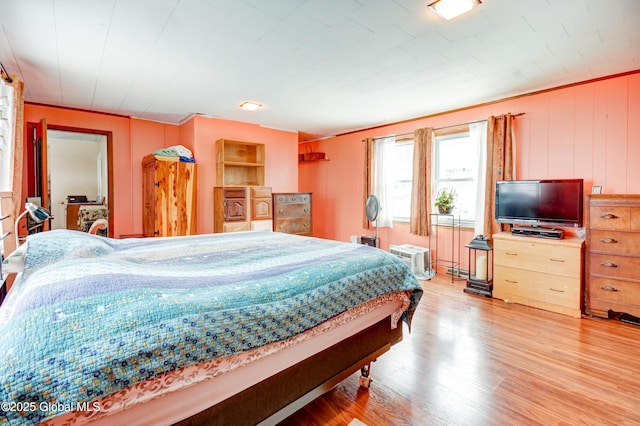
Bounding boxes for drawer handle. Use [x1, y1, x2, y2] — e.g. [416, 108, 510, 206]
[279, 209, 284, 214]
[601, 285, 619, 292]
[549, 288, 565, 293]
[505, 279, 518, 284]
[600, 261, 619, 268]
[601, 213, 619, 219]
[600, 237, 618, 243]
[303, 223, 309, 227]
[303, 208, 309, 212]
[505, 252, 518, 256]
[549, 258, 565, 263]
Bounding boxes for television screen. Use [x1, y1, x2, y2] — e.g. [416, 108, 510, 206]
[495, 179, 583, 227]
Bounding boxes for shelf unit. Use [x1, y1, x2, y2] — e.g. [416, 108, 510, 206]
[216, 139, 265, 186]
[428, 213, 462, 283]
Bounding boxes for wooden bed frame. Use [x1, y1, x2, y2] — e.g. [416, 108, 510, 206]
[176, 315, 403, 426]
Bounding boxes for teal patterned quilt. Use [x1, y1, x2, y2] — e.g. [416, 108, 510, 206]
[0, 230, 422, 425]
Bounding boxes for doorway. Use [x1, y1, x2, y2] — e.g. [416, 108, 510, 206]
[48, 130, 108, 232]
[25, 121, 114, 237]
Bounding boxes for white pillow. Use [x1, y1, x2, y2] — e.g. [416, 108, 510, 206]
[2, 242, 28, 273]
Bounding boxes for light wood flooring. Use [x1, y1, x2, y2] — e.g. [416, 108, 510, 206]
[279, 275, 640, 426]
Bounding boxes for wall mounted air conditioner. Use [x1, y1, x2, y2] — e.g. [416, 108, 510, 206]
[389, 244, 433, 280]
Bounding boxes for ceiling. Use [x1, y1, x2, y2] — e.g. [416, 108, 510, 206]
[1, 0, 639, 142]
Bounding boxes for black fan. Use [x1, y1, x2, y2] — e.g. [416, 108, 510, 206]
[365, 194, 380, 247]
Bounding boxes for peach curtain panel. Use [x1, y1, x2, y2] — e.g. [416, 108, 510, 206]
[483, 114, 515, 236]
[410, 127, 434, 236]
[0, 73, 24, 223]
[362, 137, 374, 229]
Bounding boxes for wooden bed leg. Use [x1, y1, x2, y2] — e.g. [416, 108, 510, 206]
[359, 362, 372, 388]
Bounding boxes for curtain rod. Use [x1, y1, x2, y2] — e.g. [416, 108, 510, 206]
[367, 113, 525, 141]
[0, 62, 13, 83]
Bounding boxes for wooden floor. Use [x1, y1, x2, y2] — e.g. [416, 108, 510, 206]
[279, 275, 640, 426]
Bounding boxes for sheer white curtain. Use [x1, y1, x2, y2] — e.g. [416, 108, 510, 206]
[0, 81, 15, 192]
[372, 136, 396, 228]
[471, 121, 488, 236]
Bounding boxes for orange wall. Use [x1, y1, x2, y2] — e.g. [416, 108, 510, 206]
[23, 105, 298, 237]
[189, 115, 298, 233]
[298, 72, 640, 271]
[23, 105, 133, 237]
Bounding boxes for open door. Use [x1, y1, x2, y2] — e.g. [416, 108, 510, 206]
[34, 118, 50, 231]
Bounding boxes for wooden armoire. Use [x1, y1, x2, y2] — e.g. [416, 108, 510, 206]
[142, 155, 197, 237]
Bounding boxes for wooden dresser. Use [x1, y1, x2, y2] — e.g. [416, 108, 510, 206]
[142, 155, 197, 237]
[272, 193, 312, 236]
[493, 232, 584, 318]
[586, 194, 640, 319]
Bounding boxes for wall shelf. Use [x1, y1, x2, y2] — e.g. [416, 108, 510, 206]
[299, 158, 330, 163]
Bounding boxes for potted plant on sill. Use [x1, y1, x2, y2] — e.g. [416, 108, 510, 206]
[435, 188, 456, 214]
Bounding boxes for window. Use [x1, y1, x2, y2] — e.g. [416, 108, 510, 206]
[433, 122, 487, 230]
[392, 140, 414, 221]
[375, 121, 487, 229]
[0, 81, 15, 192]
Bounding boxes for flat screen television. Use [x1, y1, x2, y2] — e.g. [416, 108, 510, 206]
[495, 179, 584, 227]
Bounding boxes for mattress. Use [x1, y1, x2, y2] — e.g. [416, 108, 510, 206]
[0, 230, 422, 425]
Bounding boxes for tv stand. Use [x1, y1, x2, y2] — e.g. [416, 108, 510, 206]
[511, 225, 564, 239]
[493, 232, 584, 318]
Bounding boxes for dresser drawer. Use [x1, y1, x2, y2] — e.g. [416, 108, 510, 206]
[224, 188, 246, 199]
[494, 239, 580, 278]
[589, 230, 640, 255]
[590, 206, 633, 230]
[589, 253, 640, 279]
[251, 186, 272, 199]
[274, 218, 311, 235]
[589, 276, 640, 307]
[274, 193, 311, 205]
[275, 203, 311, 218]
[494, 265, 580, 309]
[223, 221, 249, 233]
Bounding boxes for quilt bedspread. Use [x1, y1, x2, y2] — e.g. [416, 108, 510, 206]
[0, 230, 422, 425]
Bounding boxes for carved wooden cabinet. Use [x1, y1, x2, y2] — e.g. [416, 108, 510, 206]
[272, 192, 312, 236]
[586, 194, 640, 319]
[214, 186, 272, 233]
[493, 232, 584, 318]
[142, 155, 197, 237]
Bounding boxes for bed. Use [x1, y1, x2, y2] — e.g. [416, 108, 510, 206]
[0, 230, 422, 425]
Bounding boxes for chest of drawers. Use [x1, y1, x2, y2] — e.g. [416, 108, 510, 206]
[586, 195, 640, 318]
[272, 193, 312, 236]
[493, 232, 584, 318]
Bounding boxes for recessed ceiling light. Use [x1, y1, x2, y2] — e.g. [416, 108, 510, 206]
[428, 0, 481, 21]
[240, 101, 262, 111]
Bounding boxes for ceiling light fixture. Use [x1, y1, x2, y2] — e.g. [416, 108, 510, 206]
[428, 0, 481, 21]
[239, 101, 262, 111]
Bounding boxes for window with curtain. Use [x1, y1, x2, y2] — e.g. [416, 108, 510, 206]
[367, 120, 491, 233]
[0, 80, 15, 192]
[371, 136, 396, 227]
[370, 136, 414, 224]
[392, 139, 414, 221]
[433, 121, 487, 233]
